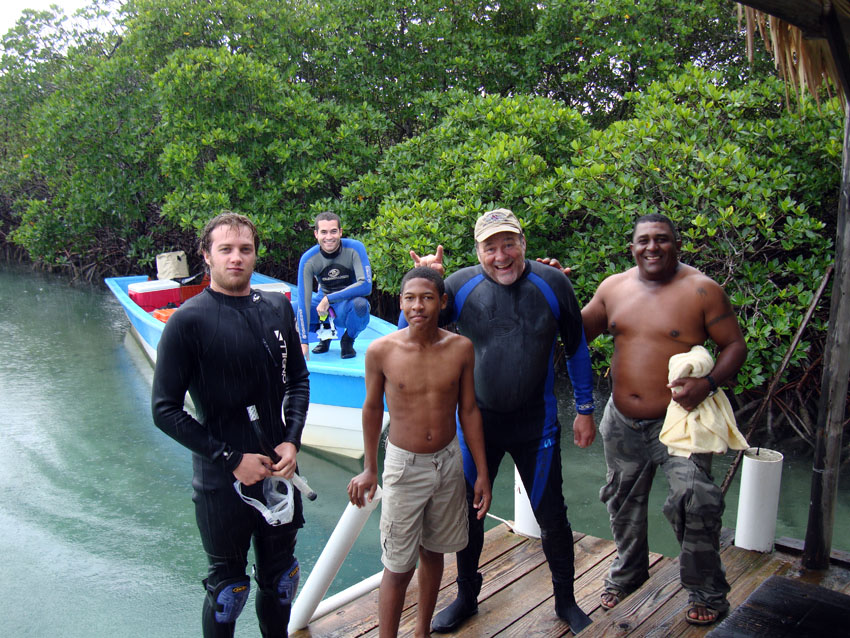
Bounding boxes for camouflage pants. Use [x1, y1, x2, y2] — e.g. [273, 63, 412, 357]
[599, 397, 730, 612]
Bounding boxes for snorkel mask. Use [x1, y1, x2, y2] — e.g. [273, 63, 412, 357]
[234, 476, 294, 526]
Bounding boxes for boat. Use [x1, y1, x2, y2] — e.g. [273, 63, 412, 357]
[105, 273, 395, 458]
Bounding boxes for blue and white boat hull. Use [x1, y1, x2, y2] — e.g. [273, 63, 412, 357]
[105, 274, 393, 458]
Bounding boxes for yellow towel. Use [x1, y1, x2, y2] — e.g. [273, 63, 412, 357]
[659, 345, 749, 457]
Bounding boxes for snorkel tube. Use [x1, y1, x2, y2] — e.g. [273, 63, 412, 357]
[247, 405, 317, 500]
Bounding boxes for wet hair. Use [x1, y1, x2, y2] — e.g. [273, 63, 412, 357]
[633, 213, 679, 241]
[400, 266, 445, 297]
[199, 211, 259, 254]
[314, 211, 341, 231]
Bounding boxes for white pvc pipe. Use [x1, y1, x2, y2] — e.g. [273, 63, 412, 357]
[513, 465, 541, 539]
[289, 486, 383, 632]
[310, 571, 383, 621]
[735, 448, 784, 552]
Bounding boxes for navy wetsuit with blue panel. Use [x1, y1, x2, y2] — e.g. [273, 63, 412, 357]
[296, 238, 372, 347]
[400, 259, 594, 594]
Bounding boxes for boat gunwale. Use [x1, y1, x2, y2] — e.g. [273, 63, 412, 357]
[105, 274, 396, 377]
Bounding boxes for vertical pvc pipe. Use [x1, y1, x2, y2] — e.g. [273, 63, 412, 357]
[289, 486, 383, 631]
[513, 465, 541, 539]
[735, 448, 784, 552]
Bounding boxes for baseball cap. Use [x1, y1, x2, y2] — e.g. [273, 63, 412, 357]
[474, 208, 523, 242]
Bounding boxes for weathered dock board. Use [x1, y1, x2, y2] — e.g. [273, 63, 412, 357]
[291, 525, 850, 638]
[708, 575, 850, 637]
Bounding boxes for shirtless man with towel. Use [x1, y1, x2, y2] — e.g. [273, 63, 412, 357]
[579, 213, 747, 626]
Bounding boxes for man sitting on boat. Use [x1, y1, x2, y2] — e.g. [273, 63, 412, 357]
[296, 212, 372, 359]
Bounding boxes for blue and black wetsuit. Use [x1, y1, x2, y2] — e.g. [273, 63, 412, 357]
[152, 287, 309, 638]
[296, 238, 372, 346]
[401, 259, 594, 595]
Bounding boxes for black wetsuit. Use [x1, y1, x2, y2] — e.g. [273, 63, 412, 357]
[402, 259, 593, 603]
[152, 287, 309, 638]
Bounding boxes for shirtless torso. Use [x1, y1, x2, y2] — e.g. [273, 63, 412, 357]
[347, 272, 490, 509]
[347, 272, 491, 638]
[369, 327, 474, 453]
[582, 221, 746, 420]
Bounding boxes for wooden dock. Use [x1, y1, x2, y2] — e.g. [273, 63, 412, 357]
[291, 524, 850, 637]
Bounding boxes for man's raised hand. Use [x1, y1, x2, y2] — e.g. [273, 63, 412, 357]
[410, 245, 445, 276]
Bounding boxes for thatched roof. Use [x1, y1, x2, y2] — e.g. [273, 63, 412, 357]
[739, 0, 850, 104]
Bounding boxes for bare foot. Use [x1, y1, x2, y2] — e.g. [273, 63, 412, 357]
[685, 603, 719, 625]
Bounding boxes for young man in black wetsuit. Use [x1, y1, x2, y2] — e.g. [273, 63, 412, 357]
[405, 208, 597, 634]
[151, 212, 310, 638]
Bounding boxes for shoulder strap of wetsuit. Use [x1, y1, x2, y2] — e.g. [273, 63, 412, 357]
[526, 271, 560, 320]
[451, 272, 486, 322]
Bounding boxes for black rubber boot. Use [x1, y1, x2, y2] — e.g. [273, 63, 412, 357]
[340, 333, 356, 359]
[553, 580, 592, 634]
[311, 339, 330, 354]
[430, 572, 482, 633]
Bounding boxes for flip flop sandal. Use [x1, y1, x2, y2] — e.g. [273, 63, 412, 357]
[600, 587, 625, 609]
[685, 603, 720, 625]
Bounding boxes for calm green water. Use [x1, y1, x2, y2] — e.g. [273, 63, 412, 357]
[1, 264, 847, 636]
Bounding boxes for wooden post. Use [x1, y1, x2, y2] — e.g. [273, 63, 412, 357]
[803, 98, 850, 569]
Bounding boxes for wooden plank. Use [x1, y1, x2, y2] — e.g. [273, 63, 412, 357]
[772, 543, 850, 595]
[580, 558, 682, 638]
[708, 575, 850, 637]
[587, 530, 760, 638]
[638, 539, 789, 638]
[473, 536, 548, 602]
[379, 532, 585, 638]
[578, 550, 667, 617]
[447, 559, 555, 637]
[578, 532, 724, 638]
[360, 529, 547, 638]
[292, 524, 527, 638]
[294, 529, 850, 638]
[775, 536, 850, 569]
[493, 535, 619, 638]
[676, 553, 794, 638]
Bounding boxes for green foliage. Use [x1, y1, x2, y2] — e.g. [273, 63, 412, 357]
[335, 66, 841, 393]
[0, 0, 842, 415]
[284, 0, 768, 135]
[288, 0, 542, 138]
[548, 67, 840, 390]
[0, 4, 106, 215]
[153, 46, 388, 262]
[122, 0, 295, 72]
[332, 92, 589, 291]
[2, 0, 774, 273]
[527, 0, 774, 125]
[12, 52, 164, 264]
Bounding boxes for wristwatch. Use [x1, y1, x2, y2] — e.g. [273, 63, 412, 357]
[706, 374, 718, 397]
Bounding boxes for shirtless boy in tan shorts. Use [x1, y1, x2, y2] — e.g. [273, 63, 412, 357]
[348, 266, 491, 638]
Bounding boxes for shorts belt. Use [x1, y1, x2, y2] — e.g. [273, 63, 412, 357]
[385, 438, 458, 471]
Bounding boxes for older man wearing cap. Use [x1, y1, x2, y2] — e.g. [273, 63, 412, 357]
[405, 208, 596, 633]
